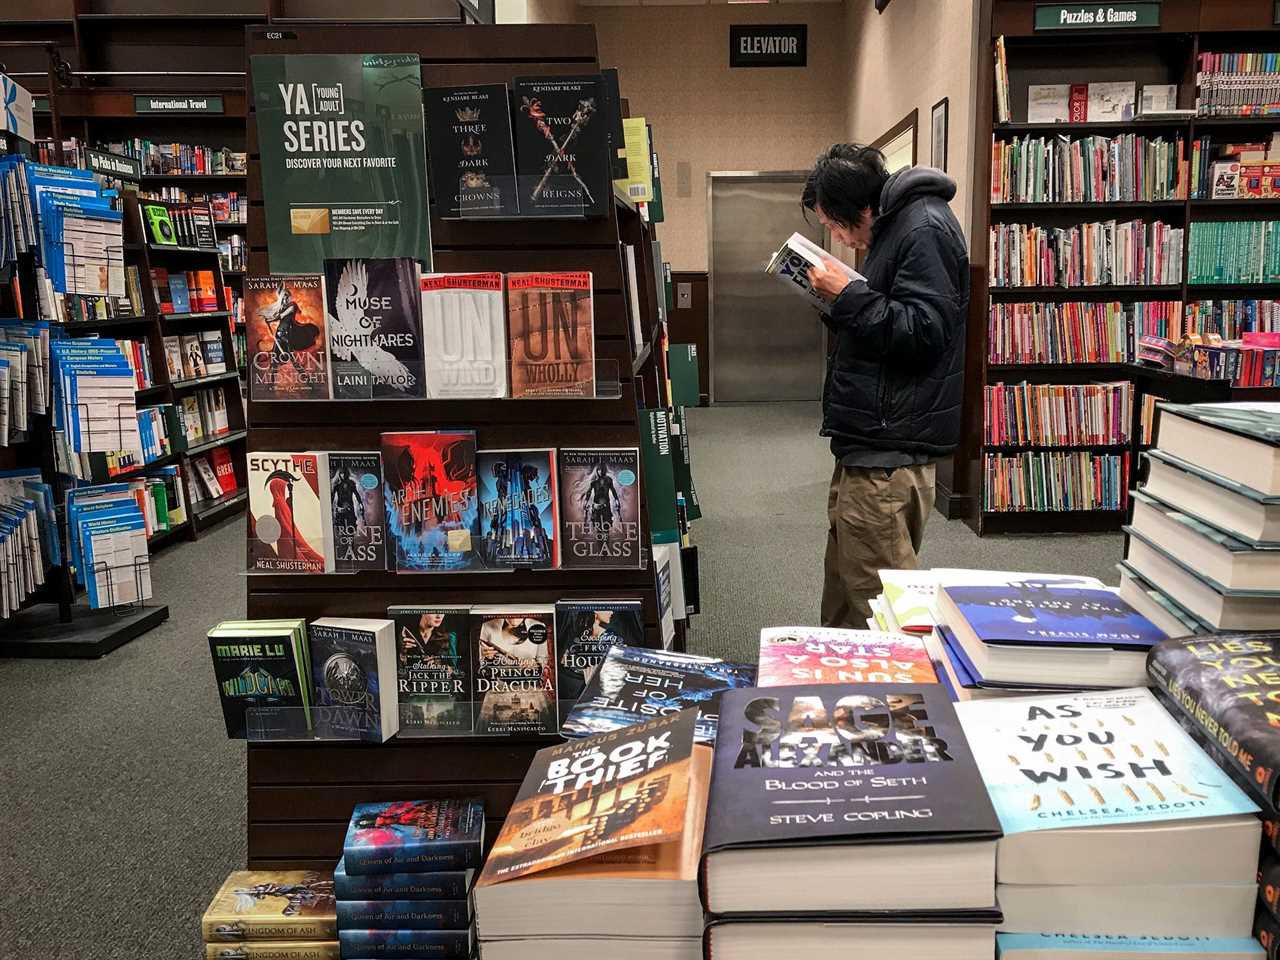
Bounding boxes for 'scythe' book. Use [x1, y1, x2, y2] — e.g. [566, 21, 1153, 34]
[337, 928, 472, 959]
[333, 857, 473, 901]
[381, 430, 479, 572]
[341, 798, 485, 875]
[475, 447, 558, 569]
[512, 75, 609, 217]
[325, 257, 425, 399]
[325, 451, 385, 573]
[423, 85, 520, 218]
[419, 273, 507, 399]
[208, 618, 310, 739]
[200, 870, 336, 942]
[506, 271, 595, 398]
[556, 447, 641, 568]
[307, 617, 399, 742]
[387, 605, 472, 734]
[764, 232, 863, 318]
[244, 275, 329, 401]
[756, 626, 938, 687]
[471, 604, 558, 735]
[334, 898, 471, 930]
[553, 598, 645, 701]
[247, 451, 330, 574]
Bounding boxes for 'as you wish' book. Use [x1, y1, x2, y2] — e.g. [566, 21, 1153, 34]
[325, 257, 425, 399]
[420, 273, 508, 399]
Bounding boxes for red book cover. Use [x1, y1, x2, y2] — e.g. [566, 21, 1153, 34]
[382, 430, 480, 572]
[506, 272, 595, 398]
[210, 447, 238, 494]
[1069, 84, 1088, 123]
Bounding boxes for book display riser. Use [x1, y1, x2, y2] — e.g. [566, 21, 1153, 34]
[242, 22, 681, 869]
[960, 0, 1280, 536]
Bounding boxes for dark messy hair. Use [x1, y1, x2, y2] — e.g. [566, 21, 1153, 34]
[802, 143, 889, 228]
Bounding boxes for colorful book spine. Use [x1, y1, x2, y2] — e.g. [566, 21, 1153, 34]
[333, 860, 471, 901]
[335, 900, 470, 931]
[983, 450, 1129, 513]
[984, 381, 1132, 446]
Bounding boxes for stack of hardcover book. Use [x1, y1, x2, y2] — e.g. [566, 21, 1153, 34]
[335, 798, 484, 960]
[755, 625, 938, 687]
[1120, 403, 1280, 636]
[200, 869, 337, 959]
[958, 688, 1260, 943]
[474, 710, 710, 960]
[700, 682, 1003, 960]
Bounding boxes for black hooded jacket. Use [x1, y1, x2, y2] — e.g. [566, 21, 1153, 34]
[821, 167, 969, 461]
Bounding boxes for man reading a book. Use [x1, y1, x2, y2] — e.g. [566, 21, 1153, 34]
[802, 144, 969, 628]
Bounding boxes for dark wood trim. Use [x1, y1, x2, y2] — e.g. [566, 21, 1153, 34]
[870, 107, 919, 166]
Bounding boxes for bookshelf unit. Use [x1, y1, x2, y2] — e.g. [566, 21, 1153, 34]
[961, 0, 1280, 536]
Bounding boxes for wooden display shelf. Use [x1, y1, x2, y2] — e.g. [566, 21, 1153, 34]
[994, 119, 1190, 135]
[192, 489, 248, 523]
[990, 201, 1185, 216]
[987, 285, 1183, 301]
[980, 509, 1128, 535]
[184, 429, 247, 457]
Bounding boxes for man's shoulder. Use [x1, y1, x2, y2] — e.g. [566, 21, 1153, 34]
[897, 193, 963, 236]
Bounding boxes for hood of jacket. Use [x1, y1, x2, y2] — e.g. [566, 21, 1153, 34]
[877, 166, 957, 223]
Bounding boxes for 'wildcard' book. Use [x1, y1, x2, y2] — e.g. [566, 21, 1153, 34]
[553, 598, 645, 702]
[333, 857, 473, 901]
[507, 271, 595, 398]
[388, 605, 472, 734]
[208, 619, 310, 739]
[756, 626, 938, 687]
[201, 870, 336, 942]
[471, 605, 558, 735]
[557, 447, 641, 568]
[475, 447, 558, 569]
[244, 275, 329, 401]
[341, 798, 485, 875]
[325, 257, 424, 399]
[247, 451, 329, 574]
[325, 451, 385, 573]
[420, 273, 507, 399]
[381, 430, 479, 572]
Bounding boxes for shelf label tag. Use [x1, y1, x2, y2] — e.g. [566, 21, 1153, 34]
[1034, 2, 1161, 30]
[86, 149, 142, 182]
[134, 95, 225, 114]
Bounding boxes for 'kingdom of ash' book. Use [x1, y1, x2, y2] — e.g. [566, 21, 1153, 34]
[423, 84, 520, 218]
[381, 430, 480, 572]
[419, 273, 507, 399]
[201, 870, 337, 942]
[325, 257, 425, 399]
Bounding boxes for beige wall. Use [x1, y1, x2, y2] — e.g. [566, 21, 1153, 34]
[843, 0, 979, 240]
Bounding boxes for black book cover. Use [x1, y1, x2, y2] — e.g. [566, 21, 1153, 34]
[424, 84, 519, 218]
[389, 605, 472, 734]
[512, 75, 609, 217]
[553, 599, 645, 701]
[1147, 632, 1280, 815]
[704, 683, 1001, 855]
[1257, 906, 1280, 960]
[1261, 853, 1280, 923]
[208, 630, 306, 739]
[325, 257, 425, 399]
[328, 452, 386, 573]
[309, 622, 384, 741]
[600, 68, 629, 181]
[471, 607, 557, 736]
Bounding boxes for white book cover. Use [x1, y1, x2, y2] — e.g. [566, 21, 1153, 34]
[420, 273, 507, 399]
[765, 232, 864, 317]
[193, 456, 222, 500]
[1087, 81, 1137, 122]
[1027, 84, 1071, 124]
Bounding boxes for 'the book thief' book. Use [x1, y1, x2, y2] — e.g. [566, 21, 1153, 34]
[557, 447, 641, 568]
[247, 451, 330, 574]
[471, 604, 558, 735]
[308, 617, 398, 742]
[244, 275, 329, 401]
[476, 447, 558, 569]
[420, 273, 507, 399]
[553, 598, 645, 701]
[512, 75, 609, 217]
[341, 798, 485, 875]
[423, 85, 519, 218]
[325, 257, 425, 399]
[200, 870, 336, 942]
[381, 430, 479, 572]
[506, 271, 595, 398]
[388, 605, 472, 734]
[325, 451, 385, 573]
[333, 857, 473, 901]
[756, 626, 938, 687]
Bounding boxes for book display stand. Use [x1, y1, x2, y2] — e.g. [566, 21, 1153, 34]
[243, 23, 679, 869]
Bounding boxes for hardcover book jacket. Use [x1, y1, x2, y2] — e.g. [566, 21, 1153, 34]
[420, 273, 507, 399]
[554, 599, 645, 701]
[333, 858, 472, 901]
[512, 75, 608, 217]
[507, 272, 594, 398]
[327, 452, 385, 573]
[472, 608, 558, 735]
[325, 257, 425, 399]
[476, 448, 558, 569]
[557, 447, 641, 568]
[337, 928, 472, 959]
[390, 606, 471, 733]
[308, 622, 384, 741]
[247, 452, 327, 574]
[704, 683, 1001, 854]
[201, 870, 337, 942]
[943, 583, 1165, 649]
[342, 798, 485, 875]
[244, 275, 328, 400]
[423, 84, 519, 218]
[382, 430, 479, 572]
[757, 627, 937, 687]
[208, 631, 306, 739]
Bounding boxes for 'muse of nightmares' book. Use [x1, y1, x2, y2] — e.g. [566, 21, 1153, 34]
[757, 626, 938, 687]
[381, 430, 479, 572]
[325, 257, 425, 399]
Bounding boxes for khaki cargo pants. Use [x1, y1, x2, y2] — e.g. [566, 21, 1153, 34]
[821, 462, 935, 629]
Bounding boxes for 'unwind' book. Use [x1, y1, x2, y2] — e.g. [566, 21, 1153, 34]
[342, 798, 485, 875]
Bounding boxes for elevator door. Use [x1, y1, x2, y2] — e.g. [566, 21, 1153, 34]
[709, 173, 825, 402]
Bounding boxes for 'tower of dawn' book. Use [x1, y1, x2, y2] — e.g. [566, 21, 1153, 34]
[701, 682, 1001, 916]
[756, 626, 937, 687]
[341, 798, 485, 875]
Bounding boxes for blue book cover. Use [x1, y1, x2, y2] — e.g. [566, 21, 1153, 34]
[474, 448, 558, 570]
[335, 899, 470, 931]
[308, 621, 385, 742]
[337, 927, 472, 958]
[956, 688, 1259, 837]
[342, 799, 484, 876]
[939, 625, 1099, 692]
[941, 584, 1165, 650]
[333, 858, 472, 901]
[998, 933, 1265, 958]
[381, 430, 480, 572]
[168, 274, 191, 314]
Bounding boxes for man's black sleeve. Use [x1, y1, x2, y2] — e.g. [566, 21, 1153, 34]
[827, 224, 963, 370]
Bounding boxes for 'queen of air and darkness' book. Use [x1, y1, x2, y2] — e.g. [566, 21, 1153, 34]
[333, 857, 473, 901]
[325, 257, 425, 399]
[756, 626, 938, 687]
[388, 604, 472, 733]
[200, 870, 336, 942]
[337, 928, 472, 959]
[342, 798, 485, 875]
[557, 447, 641, 568]
[471, 605, 558, 735]
[554, 599, 645, 701]
[423, 84, 519, 218]
[475, 447, 558, 569]
[506, 272, 594, 398]
[325, 452, 385, 573]
[244, 275, 329, 400]
[381, 430, 479, 572]
[247, 451, 329, 573]
[420, 273, 507, 399]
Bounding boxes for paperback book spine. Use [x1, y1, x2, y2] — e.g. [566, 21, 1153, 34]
[334, 863, 471, 901]
[337, 929, 471, 959]
[335, 899, 471, 931]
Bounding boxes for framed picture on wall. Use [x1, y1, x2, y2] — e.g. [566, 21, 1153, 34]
[930, 97, 948, 172]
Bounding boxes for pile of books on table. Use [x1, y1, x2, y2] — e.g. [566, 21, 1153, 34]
[200, 869, 337, 959]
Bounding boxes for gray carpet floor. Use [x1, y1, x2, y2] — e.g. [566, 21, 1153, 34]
[0, 401, 1122, 959]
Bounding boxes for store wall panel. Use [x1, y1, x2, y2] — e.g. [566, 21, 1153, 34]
[248, 741, 544, 783]
[249, 783, 521, 821]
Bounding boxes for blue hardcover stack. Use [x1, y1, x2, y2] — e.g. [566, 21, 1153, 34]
[335, 798, 484, 960]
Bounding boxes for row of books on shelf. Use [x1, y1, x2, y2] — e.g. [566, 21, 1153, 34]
[990, 133, 1186, 204]
[140, 199, 217, 249]
[0, 468, 54, 620]
[161, 331, 228, 382]
[218, 234, 245, 273]
[0, 317, 48, 446]
[189, 447, 239, 505]
[988, 219, 1184, 288]
[1023, 80, 1179, 125]
[65, 481, 154, 609]
[984, 449, 1129, 513]
[1190, 134, 1280, 199]
[69, 387, 226, 481]
[984, 380, 1132, 447]
[247, 266, 599, 402]
[149, 267, 222, 315]
[1197, 51, 1280, 118]
[1188, 220, 1280, 284]
[99, 139, 246, 177]
[248, 438, 641, 576]
[140, 187, 246, 226]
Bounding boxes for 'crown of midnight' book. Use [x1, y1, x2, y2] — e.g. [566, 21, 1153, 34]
[506, 271, 595, 399]
[423, 85, 519, 218]
[342, 798, 485, 875]
[554, 598, 645, 701]
[471, 604, 558, 735]
[324, 257, 425, 399]
[388, 605, 472, 734]
[208, 619, 310, 739]
[476, 447, 558, 569]
[244, 275, 329, 401]
[419, 273, 507, 399]
[512, 75, 609, 217]
[325, 451, 385, 573]
[247, 451, 330, 574]
[556, 447, 641, 568]
[201, 870, 337, 942]
[334, 857, 474, 901]
[381, 430, 479, 572]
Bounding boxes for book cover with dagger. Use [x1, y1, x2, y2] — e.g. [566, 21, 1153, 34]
[512, 76, 609, 218]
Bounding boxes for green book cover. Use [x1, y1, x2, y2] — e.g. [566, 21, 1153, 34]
[669, 404, 701, 523]
[639, 408, 679, 545]
[647, 130, 665, 224]
[668, 343, 700, 409]
[251, 53, 431, 275]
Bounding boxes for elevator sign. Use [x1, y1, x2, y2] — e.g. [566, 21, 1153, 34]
[729, 25, 807, 68]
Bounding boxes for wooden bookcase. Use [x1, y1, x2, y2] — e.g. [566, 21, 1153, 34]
[242, 23, 674, 868]
[959, 0, 1280, 536]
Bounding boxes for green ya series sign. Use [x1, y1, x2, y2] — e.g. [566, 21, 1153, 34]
[1035, 2, 1161, 30]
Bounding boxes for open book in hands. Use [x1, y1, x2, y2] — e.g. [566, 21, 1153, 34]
[765, 232, 864, 317]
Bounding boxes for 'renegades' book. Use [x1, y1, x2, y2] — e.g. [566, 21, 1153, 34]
[337, 928, 472, 959]
[204, 942, 339, 960]
[556, 447, 641, 568]
[423, 85, 519, 218]
[560, 645, 755, 745]
[419, 273, 507, 399]
[471, 604, 558, 735]
[341, 798, 485, 875]
[247, 451, 330, 574]
[201, 870, 336, 942]
[208, 618, 310, 739]
[244, 275, 329, 401]
[512, 75, 609, 217]
[553, 598, 645, 701]
[335, 899, 471, 931]
[387, 604, 472, 734]
[325, 452, 385, 573]
[381, 430, 479, 572]
[756, 626, 938, 687]
[333, 857, 473, 901]
[506, 271, 595, 398]
[307, 617, 398, 742]
[324, 257, 424, 399]
[475, 447, 558, 569]
[765, 232, 863, 318]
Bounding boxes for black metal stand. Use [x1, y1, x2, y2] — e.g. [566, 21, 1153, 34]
[0, 601, 170, 659]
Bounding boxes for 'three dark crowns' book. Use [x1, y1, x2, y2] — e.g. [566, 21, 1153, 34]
[512, 75, 609, 217]
[1148, 632, 1280, 815]
[200, 870, 336, 942]
[557, 447, 641, 568]
[475, 447, 559, 569]
[553, 598, 645, 701]
[244, 275, 329, 401]
[387, 604, 472, 733]
[506, 271, 595, 398]
[325, 452, 385, 573]
[422, 84, 519, 218]
[324, 257, 425, 399]
[702, 682, 1001, 916]
[333, 857, 473, 901]
[381, 430, 479, 572]
[561, 645, 756, 745]
[208, 619, 310, 739]
[247, 451, 330, 574]
[471, 604, 558, 735]
[341, 798, 485, 875]
[419, 273, 507, 400]
[307, 617, 398, 742]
